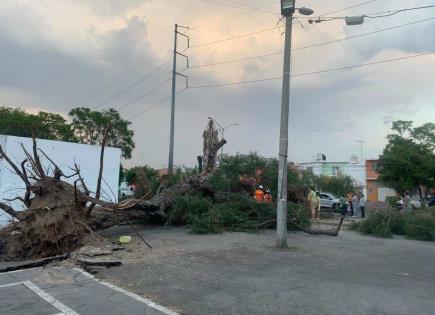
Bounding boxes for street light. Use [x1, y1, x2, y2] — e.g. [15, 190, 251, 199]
[207, 117, 239, 158]
[345, 15, 365, 25]
[277, 0, 314, 249]
[309, 15, 365, 25]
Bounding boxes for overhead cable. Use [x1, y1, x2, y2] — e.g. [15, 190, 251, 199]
[189, 17, 435, 68]
[94, 59, 171, 109]
[188, 51, 435, 89]
[190, 25, 280, 48]
[128, 89, 187, 120]
[196, 0, 279, 15]
[118, 78, 172, 111]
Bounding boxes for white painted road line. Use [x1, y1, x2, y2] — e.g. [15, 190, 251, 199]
[73, 268, 181, 315]
[0, 281, 78, 315]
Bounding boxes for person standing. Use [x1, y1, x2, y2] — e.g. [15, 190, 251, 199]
[254, 185, 265, 203]
[340, 196, 347, 216]
[359, 193, 366, 218]
[307, 186, 317, 220]
[316, 191, 321, 220]
[402, 191, 412, 213]
[264, 189, 272, 203]
[352, 193, 359, 218]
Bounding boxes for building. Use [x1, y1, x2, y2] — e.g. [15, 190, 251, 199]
[0, 135, 121, 225]
[298, 155, 367, 195]
[365, 159, 396, 202]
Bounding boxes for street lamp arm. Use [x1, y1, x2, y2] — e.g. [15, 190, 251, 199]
[224, 123, 239, 129]
[207, 116, 224, 130]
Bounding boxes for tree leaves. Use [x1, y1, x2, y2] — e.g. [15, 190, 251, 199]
[379, 121, 435, 193]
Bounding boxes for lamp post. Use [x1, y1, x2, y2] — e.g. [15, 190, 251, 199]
[277, 0, 313, 249]
[208, 117, 238, 158]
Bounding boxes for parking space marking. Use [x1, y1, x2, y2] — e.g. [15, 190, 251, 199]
[73, 268, 181, 315]
[0, 280, 78, 315]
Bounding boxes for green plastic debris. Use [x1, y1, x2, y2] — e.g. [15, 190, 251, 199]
[119, 236, 131, 244]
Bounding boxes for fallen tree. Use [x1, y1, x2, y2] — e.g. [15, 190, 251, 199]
[0, 123, 226, 260]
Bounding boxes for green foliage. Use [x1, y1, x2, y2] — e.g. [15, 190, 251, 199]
[0, 106, 75, 141]
[69, 107, 135, 159]
[124, 165, 160, 195]
[300, 171, 355, 197]
[378, 120, 435, 193]
[167, 193, 310, 234]
[404, 212, 435, 241]
[358, 213, 392, 238]
[0, 106, 135, 159]
[386, 196, 400, 208]
[354, 209, 435, 242]
[209, 153, 355, 199]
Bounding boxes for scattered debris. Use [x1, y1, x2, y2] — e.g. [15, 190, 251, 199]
[78, 246, 112, 257]
[0, 254, 69, 273]
[119, 236, 132, 244]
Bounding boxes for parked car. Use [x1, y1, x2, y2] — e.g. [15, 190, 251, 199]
[428, 196, 435, 207]
[319, 192, 341, 211]
[396, 198, 428, 210]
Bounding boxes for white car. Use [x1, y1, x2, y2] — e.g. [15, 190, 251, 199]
[397, 198, 427, 210]
[319, 192, 341, 211]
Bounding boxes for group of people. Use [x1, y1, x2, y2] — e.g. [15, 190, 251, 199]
[341, 192, 366, 218]
[254, 185, 272, 203]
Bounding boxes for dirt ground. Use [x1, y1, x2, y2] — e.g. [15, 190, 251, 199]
[94, 224, 435, 315]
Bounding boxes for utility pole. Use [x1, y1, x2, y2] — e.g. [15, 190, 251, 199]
[277, 1, 313, 248]
[356, 140, 364, 164]
[168, 24, 189, 177]
[276, 13, 293, 249]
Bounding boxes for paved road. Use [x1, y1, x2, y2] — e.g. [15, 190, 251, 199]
[0, 267, 179, 315]
[99, 225, 435, 315]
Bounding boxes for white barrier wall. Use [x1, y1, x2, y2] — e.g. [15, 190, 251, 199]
[0, 135, 121, 225]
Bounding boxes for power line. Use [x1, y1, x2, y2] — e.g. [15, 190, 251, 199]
[94, 59, 171, 109]
[196, 0, 279, 15]
[118, 78, 172, 111]
[188, 17, 435, 68]
[365, 5, 435, 18]
[307, 4, 435, 22]
[188, 51, 435, 88]
[128, 89, 187, 120]
[190, 0, 278, 30]
[82, 58, 162, 105]
[319, 0, 378, 17]
[190, 25, 280, 48]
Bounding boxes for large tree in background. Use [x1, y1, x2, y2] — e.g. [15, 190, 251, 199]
[0, 107, 75, 141]
[69, 107, 135, 159]
[378, 120, 435, 205]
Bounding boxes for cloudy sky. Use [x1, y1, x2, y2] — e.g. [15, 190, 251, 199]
[1, 0, 434, 168]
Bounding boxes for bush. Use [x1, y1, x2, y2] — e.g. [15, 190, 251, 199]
[168, 195, 213, 226]
[354, 209, 435, 241]
[358, 213, 392, 238]
[386, 196, 400, 208]
[167, 193, 310, 234]
[404, 212, 435, 241]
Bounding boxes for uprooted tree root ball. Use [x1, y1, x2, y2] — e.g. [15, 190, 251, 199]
[0, 124, 228, 261]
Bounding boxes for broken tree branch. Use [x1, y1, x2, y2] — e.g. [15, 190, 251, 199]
[0, 202, 23, 220]
[0, 145, 26, 183]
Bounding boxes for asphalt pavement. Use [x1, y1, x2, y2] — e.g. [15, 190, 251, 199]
[0, 266, 179, 315]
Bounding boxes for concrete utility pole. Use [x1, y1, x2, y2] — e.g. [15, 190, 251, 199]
[277, 1, 313, 248]
[356, 140, 365, 164]
[168, 24, 189, 177]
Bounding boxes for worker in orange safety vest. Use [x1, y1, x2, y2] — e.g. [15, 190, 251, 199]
[264, 189, 272, 203]
[254, 185, 265, 202]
